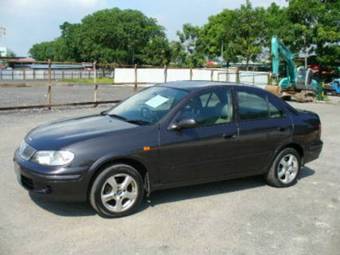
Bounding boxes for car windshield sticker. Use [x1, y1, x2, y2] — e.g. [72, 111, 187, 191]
[145, 95, 169, 108]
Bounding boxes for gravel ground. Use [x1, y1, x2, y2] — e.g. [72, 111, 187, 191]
[0, 83, 142, 107]
[0, 100, 339, 255]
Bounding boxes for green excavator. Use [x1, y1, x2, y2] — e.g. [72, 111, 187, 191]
[271, 36, 323, 101]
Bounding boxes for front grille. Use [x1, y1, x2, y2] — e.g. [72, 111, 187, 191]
[19, 141, 36, 160]
[21, 175, 34, 190]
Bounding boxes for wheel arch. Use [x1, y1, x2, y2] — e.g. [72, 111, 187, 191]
[87, 157, 149, 199]
[276, 142, 304, 163]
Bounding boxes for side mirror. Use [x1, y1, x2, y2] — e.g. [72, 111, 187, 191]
[169, 118, 197, 131]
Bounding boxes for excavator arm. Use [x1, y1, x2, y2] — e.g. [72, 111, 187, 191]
[271, 36, 297, 89]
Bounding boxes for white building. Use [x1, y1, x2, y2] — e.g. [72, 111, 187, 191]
[0, 46, 7, 57]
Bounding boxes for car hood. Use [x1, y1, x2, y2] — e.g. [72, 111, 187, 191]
[26, 115, 137, 150]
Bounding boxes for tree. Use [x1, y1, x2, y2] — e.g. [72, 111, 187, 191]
[141, 36, 171, 66]
[286, 0, 340, 67]
[173, 24, 205, 67]
[6, 49, 16, 58]
[200, 9, 239, 65]
[28, 4, 339, 69]
[169, 41, 187, 67]
[200, 1, 266, 69]
[29, 8, 170, 65]
[233, 1, 267, 69]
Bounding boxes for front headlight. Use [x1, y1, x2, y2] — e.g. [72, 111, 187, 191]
[31, 151, 74, 166]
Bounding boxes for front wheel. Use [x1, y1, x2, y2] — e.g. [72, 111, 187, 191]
[266, 148, 301, 187]
[89, 164, 144, 218]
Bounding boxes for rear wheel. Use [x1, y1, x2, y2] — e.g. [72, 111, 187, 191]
[89, 164, 144, 218]
[266, 148, 301, 187]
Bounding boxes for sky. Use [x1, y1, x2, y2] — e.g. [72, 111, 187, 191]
[0, 0, 287, 56]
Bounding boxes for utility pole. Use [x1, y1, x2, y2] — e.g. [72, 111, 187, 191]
[303, 35, 308, 69]
[221, 40, 224, 60]
[0, 25, 6, 57]
[0, 26, 5, 43]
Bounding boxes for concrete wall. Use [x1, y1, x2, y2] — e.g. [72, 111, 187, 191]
[0, 68, 270, 87]
[115, 68, 269, 86]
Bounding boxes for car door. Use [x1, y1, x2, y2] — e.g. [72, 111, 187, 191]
[235, 87, 292, 175]
[158, 86, 239, 185]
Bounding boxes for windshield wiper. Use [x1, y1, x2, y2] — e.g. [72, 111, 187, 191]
[106, 114, 150, 125]
[126, 119, 152, 126]
[107, 114, 128, 121]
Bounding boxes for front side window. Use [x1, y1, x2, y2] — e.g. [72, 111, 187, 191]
[177, 87, 233, 127]
[108, 86, 188, 125]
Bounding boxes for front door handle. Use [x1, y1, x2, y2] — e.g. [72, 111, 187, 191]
[277, 127, 286, 132]
[223, 133, 237, 139]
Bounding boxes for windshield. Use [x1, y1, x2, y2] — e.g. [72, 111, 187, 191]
[107, 86, 188, 125]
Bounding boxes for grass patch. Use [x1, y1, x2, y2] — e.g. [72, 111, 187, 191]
[61, 77, 113, 85]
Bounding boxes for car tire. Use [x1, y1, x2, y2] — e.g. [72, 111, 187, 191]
[265, 148, 301, 187]
[89, 164, 145, 218]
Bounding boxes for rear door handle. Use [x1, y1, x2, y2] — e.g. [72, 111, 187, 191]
[277, 127, 286, 132]
[223, 133, 237, 139]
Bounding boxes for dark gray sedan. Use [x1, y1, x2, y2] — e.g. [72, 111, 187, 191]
[14, 81, 323, 217]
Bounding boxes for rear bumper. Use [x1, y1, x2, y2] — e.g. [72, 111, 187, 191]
[14, 157, 89, 202]
[304, 140, 323, 164]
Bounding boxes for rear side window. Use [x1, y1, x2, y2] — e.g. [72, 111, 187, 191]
[237, 91, 268, 120]
[269, 101, 284, 118]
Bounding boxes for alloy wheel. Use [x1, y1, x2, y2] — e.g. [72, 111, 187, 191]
[277, 154, 299, 184]
[100, 173, 138, 213]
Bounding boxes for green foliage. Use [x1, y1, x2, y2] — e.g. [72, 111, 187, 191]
[61, 77, 113, 85]
[6, 49, 16, 57]
[29, 3, 339, 69]
[285, 0, 340, 67]
[29, 8, 170, 65]
[199, 1, 266, 69]
[171, 24, 205, 67]
[29, 39, 66, 61]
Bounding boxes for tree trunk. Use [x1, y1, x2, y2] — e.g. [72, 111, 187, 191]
[246, 57, 250, 71]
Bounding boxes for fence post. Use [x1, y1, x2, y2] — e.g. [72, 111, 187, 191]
[236, 67, 240, 83]
[164, 65, 168, 83]
[12, 70, 14, 80]
[210, 69, 214, 81]
[93, 61, 98, 105]
[226, 68, 229, 82]
[252, 66, 255, 85]
[0, 69, 2, 80]
[33, 69, 35, 80]
[47, 59, 52, 110]
[23, 69, 26, 80]
[134, 64, 138, 90]
[190, 67, 193, 81]
[112, 64, 115, 84]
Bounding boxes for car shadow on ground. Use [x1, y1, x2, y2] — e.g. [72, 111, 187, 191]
[147, 166, 315, 207]
[29, 167, 315, 217]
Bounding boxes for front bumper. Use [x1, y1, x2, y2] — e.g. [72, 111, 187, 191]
[14, 154, 90, 202]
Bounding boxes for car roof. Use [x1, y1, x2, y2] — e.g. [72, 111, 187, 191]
[157, 80, 258, 92]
